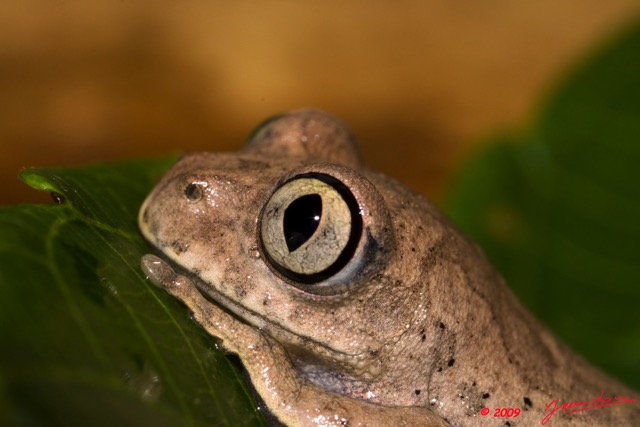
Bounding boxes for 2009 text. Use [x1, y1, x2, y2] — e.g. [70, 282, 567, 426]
[479, 407, 521, 417]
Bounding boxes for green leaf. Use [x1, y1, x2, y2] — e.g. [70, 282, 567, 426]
[445, 21, 640, 389]
[0, 158, 267, 427]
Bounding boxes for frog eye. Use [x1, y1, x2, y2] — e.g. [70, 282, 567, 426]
[260, 174, 362, 284]
[184, 183, 204, 201]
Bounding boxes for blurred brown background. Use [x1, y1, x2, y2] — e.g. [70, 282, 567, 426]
[1, 1, 638, 205]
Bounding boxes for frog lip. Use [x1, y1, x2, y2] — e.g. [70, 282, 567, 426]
[159, 267, 367, 367]
[140, 236, 364, 362]
[194, 277, 363, 362]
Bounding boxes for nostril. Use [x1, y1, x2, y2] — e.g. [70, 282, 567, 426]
[184, 183, 204, 201]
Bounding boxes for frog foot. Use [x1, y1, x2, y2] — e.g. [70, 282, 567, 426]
[140, 253, 260, 354]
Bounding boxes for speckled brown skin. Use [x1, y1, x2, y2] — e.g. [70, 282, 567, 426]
[139, 110, 638, 426]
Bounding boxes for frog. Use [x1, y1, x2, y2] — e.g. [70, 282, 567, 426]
[138, 109, 638, 426]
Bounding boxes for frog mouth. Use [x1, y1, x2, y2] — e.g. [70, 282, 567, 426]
[156, 256, 367, 368]
[201, 278, 365, 366]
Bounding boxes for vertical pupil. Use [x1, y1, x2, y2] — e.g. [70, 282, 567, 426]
[283, 194, 322, 252]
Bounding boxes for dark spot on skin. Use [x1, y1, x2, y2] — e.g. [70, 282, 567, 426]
[439, 321, 445, 329]
[415, 389, 421, 395]
[472, 381, 476, 387]
[447, 358, 455, 367]
[508, 357, 513, 364]
[524, 397, 532, 407]
[482, 393, 490, 399]
[420, 328, 427, 341]
[263, 299, 269, 306]
[411, 247, 416, 252]
[395, 279, 402, 286]
[368, 349, 379, 357]
[171, 240, 189, 254]
[235, 285, 246, 298]
[505, 422, 511, 427]
[437, 367, 443, 372]
[50, 192, 65, 204]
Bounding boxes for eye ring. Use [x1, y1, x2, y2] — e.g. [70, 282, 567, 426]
[260, 173, 362, 284]
[184, 183, 204, 201]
